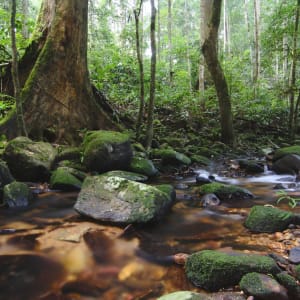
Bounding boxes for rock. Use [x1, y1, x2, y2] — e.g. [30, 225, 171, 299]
[3, 181, 33, 207]
[272, 154, 300, 175]
[276, 272, 300, 300]
[52, 146, 83, 169]
[0, 159, 14, 188]
[200, 193, 220, 207]
[49, 167, 85, 191]
[155, 184, 176, 202]
[191, 155, 211, 166]
[185, 250, 280, 292]
[288, 247, 300, 264]
[194, 182, 253, 202]
[175, 183, 189, 190]
[129, 156, 158, 177]
[244, 205, 294, 233]
[239, 272, 288, 300]
[74, 175, 174, 223]
[238, 159, 264, 173]
[151, 148, 191, 166]
[102, 170, 148, 182]
[3, 137, 57, 182]
[81, 130, 133, 173]
[295, 265, 300, 280]
[273, 146, 300, 161]
[195, 174, 213, 184]
[157, 291, 208, 300]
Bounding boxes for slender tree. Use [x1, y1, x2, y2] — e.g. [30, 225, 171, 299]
[10, 0, 27, 137]
[168, 0, 173, 84]
[145, 0, 156, 149]
[253, 0, 261, 98]
[201, 0, 235, 146]
[134, 0, 145, 140]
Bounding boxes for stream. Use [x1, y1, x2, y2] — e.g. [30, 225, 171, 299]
[0, 166, 300, 299]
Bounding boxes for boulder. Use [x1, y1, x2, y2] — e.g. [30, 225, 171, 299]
[185, 250, 280, 291]
[273, 145, 300, 161]
[3, 181, 33, 207]
[81, 130, 133, 173]
[52, 146, 83, 170]
[191, 155, 211, 166]
[271, 154, 300, 175]
[239, 272, 288, 300]
[49, 167, 85, 191]
[129, 156, 158, 177]
[155, 184, 176, 202]
[288, 247, 300, 264]
[157, 291, 246, 300]
[194, 182, 253, 202]
[102, 170, 148, 182]
[244, 205, 294, 233]
[74, 175, 174, 223]
[295, 265, 300, 280]
[3, 137, 57, 182]
[151, 148, 191, 166]
[0, 159, 14, 188]
[276, 272, 300, 300]
[238, 159, 264, 174]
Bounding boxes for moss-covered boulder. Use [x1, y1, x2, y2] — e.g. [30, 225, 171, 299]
[244, 205, 293, 233]
[81, 130, 133, 173]
[74, 175, 174, 223]
[271, 154, 300, 175]
[0, 159, 14, 188]
[238, 159, 264, 174]
[3, 181, 33, 207]
[49, 167, 85, 191]
[194, 182, 253, 201]
[276, 272, 300, 300]
[129, 156, 158, 177]
[52, 146, 83, 170]
[190, 155, 211, 166]
[102, 170, 148, 182]
[155, 184, 176, 202]
[240, 273, 288, 300]
[185, 250, 280, 291]
[3, 137, 57, 182]
[273, 146, 300, 161]
[295, 265, 300, 281]
[151, 148, 191, 166]
[157, 291, 209, 300]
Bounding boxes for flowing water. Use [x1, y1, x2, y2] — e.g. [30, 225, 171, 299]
[0, 168, 300, 299]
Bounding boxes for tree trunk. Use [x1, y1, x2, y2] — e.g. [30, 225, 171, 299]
[145, 0, 156, 150]
[168, 0, 173, 84]
[253, 0, 261, 98]
[2, 0, 118, 144]
[10, 0, 27, 137]
[201, 0, 235, 146]
[134, 0, 145, 140]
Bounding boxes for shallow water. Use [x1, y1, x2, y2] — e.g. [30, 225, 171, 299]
[0, 169, 300, 299]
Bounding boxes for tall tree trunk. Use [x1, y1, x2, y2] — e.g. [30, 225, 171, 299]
[168, 0, 173, 84]
[289, 0, 300, 140]
[157, 0, 161, 62]
[244, 0, 253, 81]
[184, 0, 192, 91]
[2, 0, 118, 144]
[253, 0, 261, 98]
[145, 0, 156, 150]
[21, 0, 29, 39]
[10, 0, 27, 137]
[201, 0, 235, 146]
[134, 0, 145, 140]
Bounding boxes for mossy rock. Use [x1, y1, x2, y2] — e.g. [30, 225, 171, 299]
[273, 146, 300, 161]
[0, 159, 14, 188]
[240, 272, 288, 300]
[50, 167, 84, 191]
[3, 181, 33, 207]
[129, 156, 158, 177]
[155, 184, 176, 202]
[190, 155, 211, 166]
[196, 146, 219, 158]
[194, 182, 253, 201]
[238, 159, 264, 173]
[244, 205, 293, 233]
[276, 272, 300, 300]
[151, 148, 191, 166]
[52, 146, 82, 169]
[295, 265, 300, 281]
[271, 154, 300, 175]
[102, 170, 148, 182]
[3, 137, 57, 182]
[74, 175, 174, 223]
[157, 291, 208, 300]
[82, 130, 133, 173]
[185, 250, 280, 292]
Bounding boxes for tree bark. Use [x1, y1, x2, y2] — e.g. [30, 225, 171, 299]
[168, 0, 173, 84]
[2, 0, 118, 144]
[253, 0, 261, 98]
[10, 0, 27, 137]
[145, 0, 156, 150]
[201, 0, 235, 146]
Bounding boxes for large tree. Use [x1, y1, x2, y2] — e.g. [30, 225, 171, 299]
[1, 0, 117, 144]
[201, 0, 235, 146]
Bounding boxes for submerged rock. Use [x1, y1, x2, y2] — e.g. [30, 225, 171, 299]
[3, 181, 33, 207]
[200, 193, 220, 207]
[244, 205, 294, 233]
[194, 182, 253, 202]
[74, 175, 174, 223]
[82, 130, 133, 173]
[185, 250, 280, 291]
[239, 272, 288, 300]
[3, 137, 57, 182]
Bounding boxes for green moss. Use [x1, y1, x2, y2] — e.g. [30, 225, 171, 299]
[295, 265, 300, 281]
[276, 272, 300, 299]
[50, 167, 83, 190]
[190, 155, 211, 166]
[185, 250, 279, 291]
[244, 205, 293, 233]
[129, 156, 158, 177]
[3, 181, 32, 207]
[151, 148, 191, 165]
[273, 145, 300, 161]
[155, 184, 176, 202]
